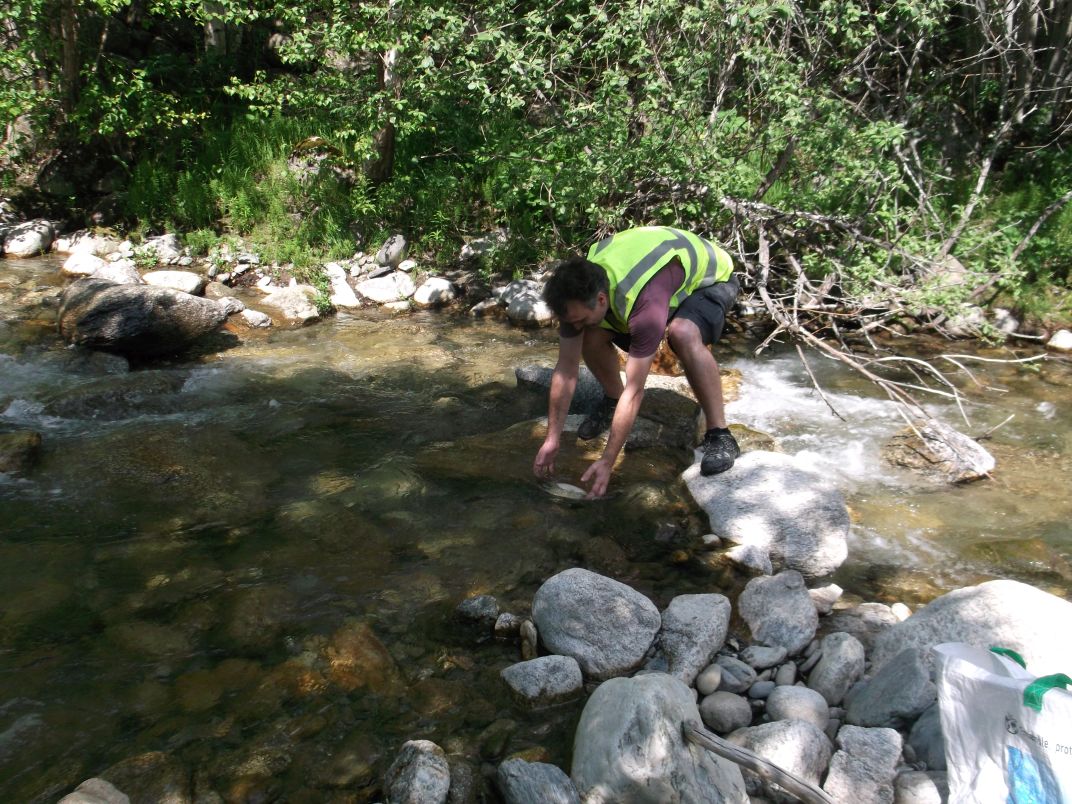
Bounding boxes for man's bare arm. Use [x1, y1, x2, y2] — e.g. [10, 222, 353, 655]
[581, 351, 656, 497]
[533, 334, 582, 478]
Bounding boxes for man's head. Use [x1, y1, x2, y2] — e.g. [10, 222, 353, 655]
[543, 255, 609, 328]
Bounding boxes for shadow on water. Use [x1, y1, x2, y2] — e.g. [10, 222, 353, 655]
[1, 312, 705, 801]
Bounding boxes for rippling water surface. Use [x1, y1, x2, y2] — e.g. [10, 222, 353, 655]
[1, 255, 1069, 800]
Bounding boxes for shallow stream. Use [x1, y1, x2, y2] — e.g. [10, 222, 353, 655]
[1, 255, 1069, 801]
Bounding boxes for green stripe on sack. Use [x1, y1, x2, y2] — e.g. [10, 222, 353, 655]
[990, 647, 1028, 668]
[1023, 674, 1072, 712]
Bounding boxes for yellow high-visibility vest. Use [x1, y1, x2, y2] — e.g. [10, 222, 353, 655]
[587, 226, 733, 333]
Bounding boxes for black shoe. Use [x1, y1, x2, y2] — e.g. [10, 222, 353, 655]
[577, 396, 618, 440]
[700, 428, 740, 475]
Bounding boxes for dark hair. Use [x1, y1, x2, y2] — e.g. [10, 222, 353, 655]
[542, 255, 608, 316]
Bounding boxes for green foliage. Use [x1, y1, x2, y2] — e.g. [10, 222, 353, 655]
[4, 0, 1070, 324]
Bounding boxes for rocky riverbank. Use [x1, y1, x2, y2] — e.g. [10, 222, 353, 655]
[57, 570, 1072, 803]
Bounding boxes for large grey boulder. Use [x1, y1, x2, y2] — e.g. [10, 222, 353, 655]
[807, 632, 866, 706]
[652, 593, 731, 686]
[737, 571, 818, 656]
[54, 230, 121, 256]
[384, 740, 450, 804]
[726, 720, 831, 799]
[499, 279, 553, 327]
[497, 758, 580, 804]
[683, 451, 849, 579]
[3, 219, 54, 257]
[532, 568, 660, 680]
[883, 418, 994, 483]
[846, 648, 936, 728]
[823, 725, 902, 804]
[137, 233, 182, 265]
[869, 580, 1072, 677]
[58, 278, 227, 357]
[500, 655, 583, 708]
[571, 673, 748, 803]
[1048, 329, 1072, 351]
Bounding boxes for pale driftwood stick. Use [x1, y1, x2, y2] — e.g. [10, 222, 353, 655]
[683, 722, 835, 804]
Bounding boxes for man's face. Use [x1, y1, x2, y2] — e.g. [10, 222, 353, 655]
[561, 293, 608, 329]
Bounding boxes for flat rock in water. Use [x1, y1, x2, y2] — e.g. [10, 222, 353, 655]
[63, 252, 109, 277]
[516, 365, 606, 415]
[882, 418, 994, 483]
[142, 270, 205, 295]
[684, 451, 849, 579]
[356, 271, 415, 303]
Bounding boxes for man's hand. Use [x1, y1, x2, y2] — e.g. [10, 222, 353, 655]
[581, 458, 613, 499]
[533, 438, 559, 479]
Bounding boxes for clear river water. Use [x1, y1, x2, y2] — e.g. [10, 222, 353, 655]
[1, 255, 1069, 801]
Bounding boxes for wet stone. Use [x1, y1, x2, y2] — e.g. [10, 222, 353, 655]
[384, 740, 450, 804]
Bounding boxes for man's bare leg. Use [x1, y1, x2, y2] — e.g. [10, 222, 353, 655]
[581, 327, 625, 399]
[666, 317, 726, 429]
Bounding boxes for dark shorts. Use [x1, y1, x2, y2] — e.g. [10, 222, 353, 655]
[610, 275, 740, 352]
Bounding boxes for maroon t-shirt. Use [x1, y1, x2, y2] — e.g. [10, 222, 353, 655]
[559, 261, 684, 358]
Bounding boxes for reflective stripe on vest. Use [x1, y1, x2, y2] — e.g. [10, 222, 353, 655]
[587, 227, 733, 332]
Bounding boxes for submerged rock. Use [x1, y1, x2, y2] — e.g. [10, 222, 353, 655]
[883, 418, 994, 483]
[0, 430, 42, 474]
[384, 740, 450, 804]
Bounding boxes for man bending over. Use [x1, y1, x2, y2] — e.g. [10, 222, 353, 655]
[533, 226, 740, 498]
